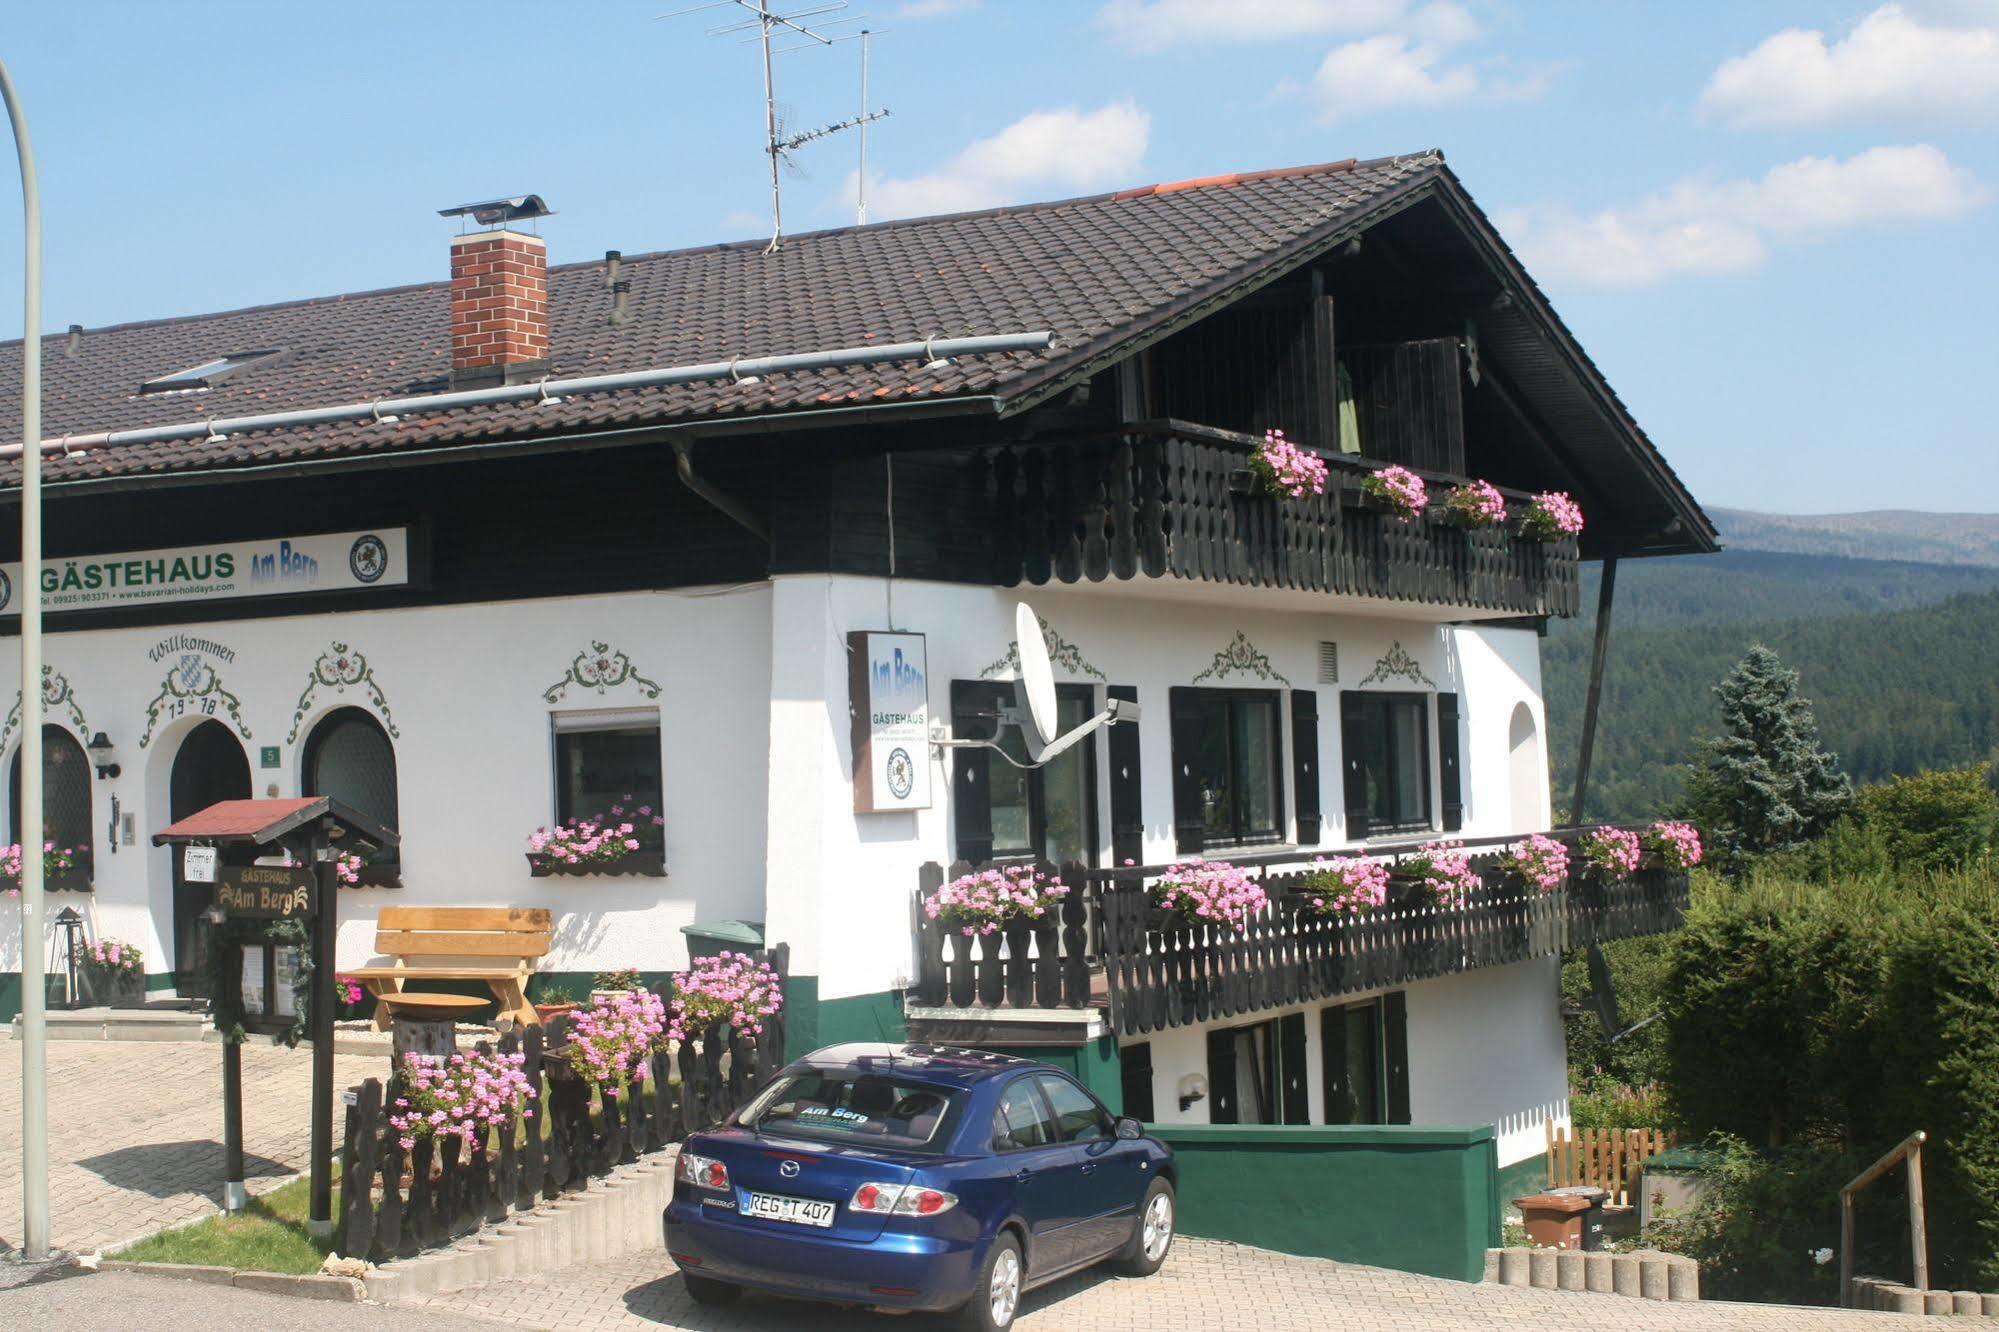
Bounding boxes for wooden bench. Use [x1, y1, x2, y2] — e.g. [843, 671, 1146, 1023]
[346, 906, 553, 1030]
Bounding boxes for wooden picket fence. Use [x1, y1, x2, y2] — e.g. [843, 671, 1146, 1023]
[1545, 1121, 1677, 1206]
[334, 948, 789, 1262]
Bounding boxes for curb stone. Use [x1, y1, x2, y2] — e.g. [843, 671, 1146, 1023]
[99, 1260, 362, 1302]
[1485, 1248, 1699, 1302]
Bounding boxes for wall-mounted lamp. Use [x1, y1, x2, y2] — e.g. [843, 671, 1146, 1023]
[1176, 1072, 1208, 1113]
[87, 731, 121, 780]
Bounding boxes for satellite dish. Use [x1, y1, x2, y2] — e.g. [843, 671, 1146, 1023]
[1013, 602, 1058, 751]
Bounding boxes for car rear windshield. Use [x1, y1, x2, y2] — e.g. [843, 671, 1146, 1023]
[738, 1070, 966, 1153]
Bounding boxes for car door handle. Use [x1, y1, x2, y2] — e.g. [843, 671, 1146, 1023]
[1080, 1162, 1097, 1176]
[1015, 1168, 1033, 1182]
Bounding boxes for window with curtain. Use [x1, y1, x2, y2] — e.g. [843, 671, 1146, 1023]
[1183, 690, 1284, 847]
[301, 708, 400, 869]
[10, 726, 93, 871]
[1351, 692, 1432, 835]
[958, 682, 1100, 866]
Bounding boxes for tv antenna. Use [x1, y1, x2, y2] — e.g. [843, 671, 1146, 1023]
[662, 2, 891, 250]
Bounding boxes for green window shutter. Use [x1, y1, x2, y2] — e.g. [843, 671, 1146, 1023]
[1437, 691, 1463, 832]
[1291, 689, 1322, 845]
[1321, 1004, 1350, 1124]
[1205, 1027, 1238, 1124]
[1383, 990, 1411, 1125]
[1339, 690, 1370, 841]
[1169, 687, 1206, 855]
[1279, 1011, 1310, 1125]
[951, 680, 994, 864]
[1108, 684, 1144, 866]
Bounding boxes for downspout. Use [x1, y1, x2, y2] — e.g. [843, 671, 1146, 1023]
[671, 438, 769, 542]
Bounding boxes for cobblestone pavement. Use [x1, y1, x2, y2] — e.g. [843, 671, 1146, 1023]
[419, 1239, 1999, 1331]
[0, 1037, 387, 1256]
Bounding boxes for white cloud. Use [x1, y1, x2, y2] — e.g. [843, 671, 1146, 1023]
[1700, 4, 1999, 128]
[1503, 145, 1984, 287]
[857, 101, 1152, 219]
[1309, 33, 1478, 118]
[1096, 0, 1410, 52]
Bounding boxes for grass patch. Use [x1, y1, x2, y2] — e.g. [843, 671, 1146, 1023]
[117, 1167, 338, 1275]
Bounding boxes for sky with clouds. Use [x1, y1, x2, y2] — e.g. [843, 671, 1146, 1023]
[2, 1, 1996, 511]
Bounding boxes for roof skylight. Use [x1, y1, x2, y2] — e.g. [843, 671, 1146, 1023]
[139, 348, 286, 394]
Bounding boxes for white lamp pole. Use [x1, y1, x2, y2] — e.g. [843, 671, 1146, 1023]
[0, 54, 49, 1263]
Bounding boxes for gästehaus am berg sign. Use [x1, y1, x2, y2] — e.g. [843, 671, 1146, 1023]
[0, 528, 409, 615]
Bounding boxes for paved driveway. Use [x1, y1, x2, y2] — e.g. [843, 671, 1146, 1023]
[416, 1239, 1999, 1331]
[0, 1036, 388, 1255]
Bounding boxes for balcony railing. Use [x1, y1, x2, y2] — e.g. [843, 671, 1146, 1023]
[984, 423, 1580, 617]
[910, 831, 1689, 1036]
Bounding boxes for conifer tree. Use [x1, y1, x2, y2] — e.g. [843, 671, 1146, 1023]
[1685, 644, 1854, 867]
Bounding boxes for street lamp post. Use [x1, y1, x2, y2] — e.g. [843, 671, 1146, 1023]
[0, 55, 50, 1264]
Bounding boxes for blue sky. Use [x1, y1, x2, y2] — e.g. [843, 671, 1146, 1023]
[1, 1, 1995, 512]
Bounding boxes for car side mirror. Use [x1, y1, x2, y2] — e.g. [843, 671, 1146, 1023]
[1115, 1116, 1144, 1141]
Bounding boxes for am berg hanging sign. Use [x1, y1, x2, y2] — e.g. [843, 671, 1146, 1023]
[849, 631, 932, 813]
[0, 528, 409, 615]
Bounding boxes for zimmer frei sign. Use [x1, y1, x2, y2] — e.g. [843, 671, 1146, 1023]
[849, 631, 932, 813]
[0, 528, 409, 614]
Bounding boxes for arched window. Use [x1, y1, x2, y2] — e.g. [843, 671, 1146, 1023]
[302, 708, 400, 868]
[1507, 702, 1544, 833]
[10, 725, 94, 869]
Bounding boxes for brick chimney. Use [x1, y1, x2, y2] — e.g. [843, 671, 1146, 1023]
[449, 229, 549, 389]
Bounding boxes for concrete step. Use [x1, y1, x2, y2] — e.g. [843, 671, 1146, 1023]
[20, 1006, 212, 1042]
[362, 1148, 678, 1304]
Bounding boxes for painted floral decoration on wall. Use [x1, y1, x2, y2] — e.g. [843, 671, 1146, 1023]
[543, 641, 662, 704]
[287, 642, 400, 742]
[1192, 631, 1291, 686]
[980, 614, 1106, 681]
[140, 652, 251, 747]
[1360, 641, 1436, 689]
[0, 665, 89, 756]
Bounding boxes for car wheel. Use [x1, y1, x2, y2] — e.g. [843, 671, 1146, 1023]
[1118, 1179, 1175, 1276]
[681, 1271, 742, 1306]
[958, 1232, 1024, 1331]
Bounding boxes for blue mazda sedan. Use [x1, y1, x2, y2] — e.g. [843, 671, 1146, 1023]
[661, 1043, 1176, 1330]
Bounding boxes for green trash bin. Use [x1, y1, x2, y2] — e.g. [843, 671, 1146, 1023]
[681, 919, 766, 962]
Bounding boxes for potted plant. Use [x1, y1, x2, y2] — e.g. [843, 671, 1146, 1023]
[1643, 820, 1703, 871]
[1519, 490, 1584, 542]
[1236, 428, 1329, 499]
[386, 1046, 537, 1157]
[1392, 840, 1481, 906]
[566, 988, 673, 1096]
[75, 937, 145, 1007]
[1150, 860, 1269, 933]
[1439, 479, 1507, 530]
[533, 983, 580, 1024]
[921, 864, 1070, 936]
[591, 966, 645, 1004]
[1357, 465, 1427, 522]
[334, 973, 371, 1021]
[668, 951, 785, 1044]
[1501, 833, 1571, 893]
[1578, 825, 1643, 884]
[525, 796, 667, 878]
[1293, 854, 1389, 916]
[3, 842, 90, 895]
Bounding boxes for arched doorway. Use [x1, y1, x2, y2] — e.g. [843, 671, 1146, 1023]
[170, 719, 251, 996]
[1507, 703, 1543, 832]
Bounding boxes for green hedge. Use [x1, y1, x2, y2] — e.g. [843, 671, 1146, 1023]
[1658, 870, 1999, 1291]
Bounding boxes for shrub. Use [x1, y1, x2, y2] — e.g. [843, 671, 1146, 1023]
[1855, 766, 1998, 873]
[1569, 1074, 1671, 1131]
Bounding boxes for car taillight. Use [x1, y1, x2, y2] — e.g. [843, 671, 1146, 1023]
[848, 1182, 959, 1217]
[676, 1151, 730, 1193]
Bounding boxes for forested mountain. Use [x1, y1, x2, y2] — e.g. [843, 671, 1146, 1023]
[1542, 550, 1999, 820]
[1713, 509, 1999, 567]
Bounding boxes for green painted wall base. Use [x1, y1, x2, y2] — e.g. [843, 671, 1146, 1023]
[1497, 1153, 1548, 1213]
[781, 979, 908, 1061]
[1152, 1123, 1501, 1283]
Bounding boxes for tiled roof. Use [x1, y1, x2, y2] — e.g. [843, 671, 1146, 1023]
[0, 153, 1445, 487]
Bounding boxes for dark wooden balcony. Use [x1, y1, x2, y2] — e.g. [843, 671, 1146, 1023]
[986, 422, 1580, 617]
[909, 832, 1688, 1038]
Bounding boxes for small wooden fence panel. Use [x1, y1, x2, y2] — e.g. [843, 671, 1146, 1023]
[1545, 1121, 1677, 1207]
[335, 947, 788, 1262]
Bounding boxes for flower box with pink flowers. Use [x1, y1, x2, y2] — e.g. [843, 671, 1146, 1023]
[525, 797, 667, 878]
